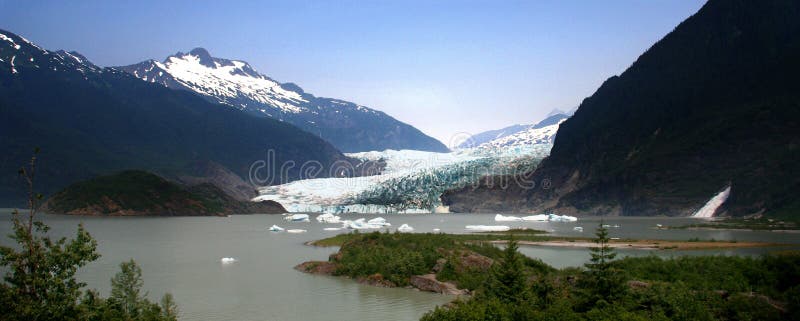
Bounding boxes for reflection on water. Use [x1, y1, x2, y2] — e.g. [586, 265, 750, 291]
[0, 211, 797, 320]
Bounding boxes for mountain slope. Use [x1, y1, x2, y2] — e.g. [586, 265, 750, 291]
[457, 124, 531, 148]
[119, 49, 448, 153]
[42, 170, 286, 216]
[0, 30, 354, 206]
[477, 114, 567, 149]
[443, 0, 800, 218]
[458, 113, 569, 149]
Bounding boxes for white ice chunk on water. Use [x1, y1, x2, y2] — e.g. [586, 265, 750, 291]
[284, 214, 310, 222]
[220, 257, 237, 264]
[367, 217, 391, 226]
[287, 229, 307, 233]
[692, 185, 731, 218]
[522, 214, 549, 221]
[466, 225, 510, 232]
[323, 227, 342, 231]
[548, 214, 578, 222]
[495, 214, 523, 222]
[433, 228, 441, 232]
[342, 218, 388, 229]
[316, 213, 341, 223]
[397, 224, 414, 232]
[269, 225, 284, 232]
[573, 226, 584, 232]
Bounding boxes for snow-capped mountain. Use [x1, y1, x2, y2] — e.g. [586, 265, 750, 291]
[473, 113, 568, 149]
[0, 29, 353, 206]
[119, 48, 448, 153]
[456, 123, 531, 148]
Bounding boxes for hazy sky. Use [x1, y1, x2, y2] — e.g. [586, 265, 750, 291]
[1, 0, 705, 145]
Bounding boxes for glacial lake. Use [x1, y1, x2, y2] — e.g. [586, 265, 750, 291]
[1, 211, 798, 321]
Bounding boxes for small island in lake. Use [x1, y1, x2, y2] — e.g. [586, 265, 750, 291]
[42, 170, 285, 216]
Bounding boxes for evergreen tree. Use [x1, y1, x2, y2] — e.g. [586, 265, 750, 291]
[0, 150, 178, 320]
[485, 235, 528, 304]
[0, 150, 100, 320]
[582, 220, 625, 306]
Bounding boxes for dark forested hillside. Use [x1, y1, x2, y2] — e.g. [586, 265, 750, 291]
[443, 0, 800, 218]
[0, 30, 353, 206]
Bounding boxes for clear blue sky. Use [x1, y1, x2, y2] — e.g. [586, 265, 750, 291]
[1, 0, 705, 145]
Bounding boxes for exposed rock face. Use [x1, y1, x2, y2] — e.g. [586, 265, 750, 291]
[443, 0, 800, 217]
[410, 274, 468, 295]
[294, 261, 337, 275]
[169, 161, 258, 201]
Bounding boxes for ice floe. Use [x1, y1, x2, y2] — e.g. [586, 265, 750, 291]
[284, 213, 310, 222]
[397, 224, 414, 232]
[220, 257, 237, 264]
[316, 213, 342, 223]
[286, 229, 307, 233]
[522, 214, 549, 221]
[269, 225, 284, 232]
[466, 225, 511, 232]
[495, 214, 523, 222]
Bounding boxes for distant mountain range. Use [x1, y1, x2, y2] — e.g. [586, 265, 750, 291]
[458, 113, 569, 149]
[0, 29, 355, 206]
[443, 0, 800, 218]
[119, 48, 448, 153]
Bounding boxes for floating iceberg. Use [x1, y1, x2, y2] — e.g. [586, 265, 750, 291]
[220, 257, 237, 264]
[316, 213, 342, 223]
[521, 214, 549, 221]
[397, 224, 414, 232]
[433, 228, 441, 232]
[284, 214, 310, 222]
[548, 214, 578, 222]
[573, 226, 584, 232]
[323, 227, 342, 231]
[466, 225, 511, 232]
[495, 214, 523, 222]
[367, 217, 391, 227]
[286, 229, 307, 233]
[269, 225, 284, 232]
[342, 217, 390, 230]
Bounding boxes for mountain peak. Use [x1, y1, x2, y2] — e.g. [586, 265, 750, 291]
[188, 47, 215, 67]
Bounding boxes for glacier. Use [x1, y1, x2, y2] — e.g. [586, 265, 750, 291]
[253, 120, 565, 214]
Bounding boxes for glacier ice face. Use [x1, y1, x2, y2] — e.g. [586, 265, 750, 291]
[254, 144, 554, 214]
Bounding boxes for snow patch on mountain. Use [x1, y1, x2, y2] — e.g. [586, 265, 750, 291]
[0, 33, 21, 50]
[478, 118, 565, 148]
[146, 51, 307, 113]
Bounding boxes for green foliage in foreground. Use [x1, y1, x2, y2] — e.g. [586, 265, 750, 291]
[330, 231, 553, 288]
[421, 222, 800, 321]
[0, 152, 178, 320]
